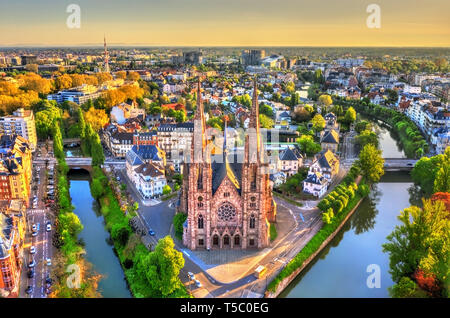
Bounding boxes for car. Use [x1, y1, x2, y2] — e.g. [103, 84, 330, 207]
[28, 260, 35, 268]
[45, 287, 51, 295]
[148, 229, 155, 236]
[32, 231, 38, 237]
[188, 272, 195, 280]
[46, 224, 51, 232]
[27, 269, 35, 278]
[30, 246, 36, 254]
[116, 176, 120, 181]
[25, 286, 33, 294]
[407, 163, 413, 166]
[194, 279, 202, 288]
[31, 224, 37, 232]
[46, 258, 52, 266]
[46, 277, 52, 285]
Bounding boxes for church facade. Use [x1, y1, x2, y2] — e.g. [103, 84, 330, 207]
[179, 78, 276, 250]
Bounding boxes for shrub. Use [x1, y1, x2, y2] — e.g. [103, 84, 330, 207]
[173, 213, 187, 240]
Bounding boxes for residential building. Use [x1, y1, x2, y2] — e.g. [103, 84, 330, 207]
[302, 171, 328, 198]
[0, 108, 37, 151]
[0, 135, 32, 207]
[110, 102, 145, 125]
[308, 149, 340, 181]
[0, 200, 26, 297]
[279, 147, 303, 177]
[47, 84, 103, 105]
[321, 129, 340, 153]
[156, 122, 194, 171]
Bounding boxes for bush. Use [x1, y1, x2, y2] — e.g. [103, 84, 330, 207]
[173, 213, 187, 241]
[270, 223, 278, 241]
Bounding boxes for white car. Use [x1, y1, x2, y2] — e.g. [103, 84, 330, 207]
[46, 224, 51, 232]
[31, 224, 37, 232]
[30, 246, 36, 254]
[188, 272, 195, 280]
[46, 258, 52, 266]
[194, 279, 202, 288]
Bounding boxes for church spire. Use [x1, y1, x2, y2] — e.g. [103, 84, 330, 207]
[244, 76, 261, 163]
[191, 76, 207, 163]
[249, 76, 260, 130]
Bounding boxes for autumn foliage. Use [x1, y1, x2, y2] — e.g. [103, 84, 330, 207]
[412, 269, 441, 297]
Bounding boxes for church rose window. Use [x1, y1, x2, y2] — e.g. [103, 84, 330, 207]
[217, 202, 236, 221]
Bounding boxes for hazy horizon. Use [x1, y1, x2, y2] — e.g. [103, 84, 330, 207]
[1, 0, 449, 47]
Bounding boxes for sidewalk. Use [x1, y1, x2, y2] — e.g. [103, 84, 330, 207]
[179, 203, 297, 285]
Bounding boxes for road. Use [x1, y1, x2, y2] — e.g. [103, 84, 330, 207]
[19, 142, 54, 298]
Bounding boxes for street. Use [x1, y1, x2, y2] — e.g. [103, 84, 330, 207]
[19, 142, 55, 298]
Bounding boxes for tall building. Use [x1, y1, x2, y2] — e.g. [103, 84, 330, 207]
[0, 135, 32, 207]
[241, 49, 265, 66]
[0, 108, 37, 152]
[103, 35, 110, 73]
[20, 55, 37, 66]
[179, 77, 276, 250]
[183, 51, 203, 65]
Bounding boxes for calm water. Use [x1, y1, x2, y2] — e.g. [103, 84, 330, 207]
[65, 146, 83, 157]
[281, 121, 411, 298]
[69, 170, 131, 298]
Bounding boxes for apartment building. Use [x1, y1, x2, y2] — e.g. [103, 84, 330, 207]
[0, 135, 32, 207]
[0, 108, 37, 151]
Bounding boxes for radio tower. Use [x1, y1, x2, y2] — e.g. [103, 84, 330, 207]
[103, 34, 110, 73]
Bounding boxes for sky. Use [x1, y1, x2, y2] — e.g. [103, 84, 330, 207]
[0, 0, 449, 47]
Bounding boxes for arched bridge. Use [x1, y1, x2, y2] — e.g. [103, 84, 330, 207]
[65, 157, 126, 170]
[383, 158, 418, 171]
[63, 138, 81, 145]
[343, 158, 418, 171]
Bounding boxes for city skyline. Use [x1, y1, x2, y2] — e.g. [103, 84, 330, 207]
[0, 0, 449, 47]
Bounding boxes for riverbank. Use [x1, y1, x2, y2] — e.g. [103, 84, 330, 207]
[265, 176, 368, 297]
[51, 123, 101, 298]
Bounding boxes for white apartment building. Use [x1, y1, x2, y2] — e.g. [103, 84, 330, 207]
[0, 108, 37, 151]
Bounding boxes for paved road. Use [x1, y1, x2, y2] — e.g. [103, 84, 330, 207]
[20, 143, 55, 298]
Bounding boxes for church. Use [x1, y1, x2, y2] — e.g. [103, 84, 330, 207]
[179, 77, 276, 250]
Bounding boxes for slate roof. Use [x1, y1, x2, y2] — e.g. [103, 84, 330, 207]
[321, 130, 339, 144]
[211, 153, 243, 195]
[279, 148, 300, 161]
[134, 162, 164, 178]
[126, 145, 164, 166]
[304, 171, 327, 185]
[317, 149, 339, 169]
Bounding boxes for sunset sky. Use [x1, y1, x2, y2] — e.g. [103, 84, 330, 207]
[0, 0, 449, 47]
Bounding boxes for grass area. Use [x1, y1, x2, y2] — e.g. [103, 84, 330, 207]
[272, 191, 303, 207]
[162, 192, 178, 201]
[270, 223, 278, 242]
[267, 181, 369, 293]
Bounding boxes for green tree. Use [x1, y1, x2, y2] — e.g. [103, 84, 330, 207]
[382, 199, 450, 297]
[357, 144, 385, 184]
[136, 236, 185, 297]
[163, 185, 172, 195]
[259, 114, 274, 129]
[311, 114, 325, 133]
[297, 135, 321, 156]
[355, 129, 379, 148]
[344, 107, 356, 124]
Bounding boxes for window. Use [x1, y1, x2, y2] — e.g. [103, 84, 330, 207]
[212, 235, 219, 246]
[198, 239, 204, 246]
[197, 202, 203, 208]
[249, 214, 256, 229]
[250, 203, 256, 208]
[224, 192, 230, 198]
[234, 235, 240, 246]
[249, 239, 255, 246]
[217, 203, 236, 221]
[223, 235, 230, 246]
[198, 214, 204, 229]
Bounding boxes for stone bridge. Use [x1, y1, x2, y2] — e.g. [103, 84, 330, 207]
[62, 138, 81, 145]
[65, 157, 126, 172]
[344, 158, 418, 171]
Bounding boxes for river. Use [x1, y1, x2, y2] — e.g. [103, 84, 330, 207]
[68, 170, 131, 298]
[281, 121, 413, 298]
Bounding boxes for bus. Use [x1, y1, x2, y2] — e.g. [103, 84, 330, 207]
[254, 265, 267, 279]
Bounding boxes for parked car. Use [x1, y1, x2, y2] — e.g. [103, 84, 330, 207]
[194, 279, 202, 288]
[25, 286, 33, 294]
[46, 223, 51, 232]
[28, 260, 35, 268]
[46, 258, 52, 266]
[148, 229, 155, 236]
[188, 272, 195, 280]
[30, 246, 36, 254]
[31, 224, 37, 232]
[27, 269, 35, 278]
[32, 231, 38, 237]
